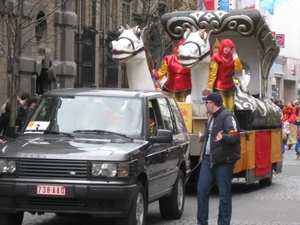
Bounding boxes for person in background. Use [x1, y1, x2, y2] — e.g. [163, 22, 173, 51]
[294, 117, 300, 158]
[277, 99, 285, 109]
[282, 104, 297, 151]
[0, 100, 11, 140]
[197, 92, 241, 225]
[25, 96, 38, 118]
[151, 60, 162, 91]
[157, 40, 191, 102]
[0, 98, 10, 114]
[202, 39, 243, 113]
[15, 92, 30, 129]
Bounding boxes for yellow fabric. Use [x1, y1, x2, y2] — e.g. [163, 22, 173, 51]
[213, 38, 220, 49]
[157, 60, 168, 80]
[271, 129, 283, 163]
[234, 57, 243, 72]
[207, 61, 218, 90]
[287, 124, 297, 145]
[216, 89, 235, 113]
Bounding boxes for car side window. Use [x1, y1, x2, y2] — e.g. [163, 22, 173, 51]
[157, 98, 176, 134]
[168, 99, 187, 133]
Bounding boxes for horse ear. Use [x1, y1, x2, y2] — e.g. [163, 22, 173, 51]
[141, 27, 148, 42]
[183, 28, 191, 40]
[191, 26, 197, 32]
[133, 25, 141, 36]
[206, 30, 213, 42]
[126, 24, 131, 29]
[199, 29, 206, 39]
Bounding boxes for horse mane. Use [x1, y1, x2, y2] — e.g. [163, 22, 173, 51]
[141, 27, 153, 73]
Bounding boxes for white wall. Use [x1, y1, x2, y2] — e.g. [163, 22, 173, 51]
[272, 0, 300, 59]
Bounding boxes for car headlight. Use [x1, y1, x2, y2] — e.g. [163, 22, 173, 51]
[0, 159, 16, 173]
[91, 163, 130, 177]
[92, 163, 117, 177]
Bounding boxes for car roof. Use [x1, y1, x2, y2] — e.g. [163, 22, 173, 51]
[42, 88, 173, 99]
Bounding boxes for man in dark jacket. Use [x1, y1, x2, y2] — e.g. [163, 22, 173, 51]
[197, 92, 240, 225]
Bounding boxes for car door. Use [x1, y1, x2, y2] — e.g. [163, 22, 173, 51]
[147, 98, 170, 200]
[157, 97, 188, 189]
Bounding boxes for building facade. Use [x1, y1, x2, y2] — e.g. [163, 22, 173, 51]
[1, 0, 196, 106]
[10, 0, 300, 107]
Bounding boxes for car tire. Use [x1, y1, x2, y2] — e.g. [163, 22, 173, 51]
[115, 181, 146, 225]
[159, 170, 185, 219]
[0, 212, 24, 225]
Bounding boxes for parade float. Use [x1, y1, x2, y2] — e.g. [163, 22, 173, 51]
[111, 9, 283, 186]
[161, 9, 283, 185]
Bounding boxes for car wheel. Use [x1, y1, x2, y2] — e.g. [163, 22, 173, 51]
[159, 170, 185, 219]
[115, 181, 146, 225]
[0, 212, 24, 225]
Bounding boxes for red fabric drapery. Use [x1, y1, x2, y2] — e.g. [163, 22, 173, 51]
[255, 131, 271, 176]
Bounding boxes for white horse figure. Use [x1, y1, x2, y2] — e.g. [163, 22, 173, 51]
[111, 25, 156, 91]
[177, 28, 212, 117]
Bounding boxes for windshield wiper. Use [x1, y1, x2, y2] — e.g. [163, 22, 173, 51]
[24, 129, 74, 137]
[44, 130, 75, 137]
[73, 130, 133, 140]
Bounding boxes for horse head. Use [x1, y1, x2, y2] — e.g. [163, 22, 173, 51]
[178, 27, 212, 68]
[111, 25, 147, 63]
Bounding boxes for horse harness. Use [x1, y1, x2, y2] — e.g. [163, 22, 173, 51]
[183, 41, 211, 61]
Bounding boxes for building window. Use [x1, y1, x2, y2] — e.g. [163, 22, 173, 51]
[122, 1, 131, 24]
[35, 11, 47, 43]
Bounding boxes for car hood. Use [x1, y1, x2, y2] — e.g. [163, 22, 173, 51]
[0, 134, 149, 161]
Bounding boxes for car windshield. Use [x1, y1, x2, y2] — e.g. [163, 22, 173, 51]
[24, 95, 144, 137]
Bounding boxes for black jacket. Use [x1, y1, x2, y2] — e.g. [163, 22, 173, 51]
[0, 111, 10, 137]
[200, 106, 241, 166]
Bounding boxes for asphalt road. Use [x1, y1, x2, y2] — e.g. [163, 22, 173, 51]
[22, 146, 300, 225]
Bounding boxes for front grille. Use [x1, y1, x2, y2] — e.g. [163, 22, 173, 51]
[15, 197, 89, 208]
[14, 197, 114, 210]
[19, 159, 88, 179]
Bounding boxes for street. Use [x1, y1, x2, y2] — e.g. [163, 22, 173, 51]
[22, 147, 300, 225]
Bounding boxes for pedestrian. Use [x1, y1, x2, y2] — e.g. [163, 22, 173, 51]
[197, 92, 241, 225]
[15, 92, 30, 130]
[25, 96, 38, 118]
[202, 39, 243, 113]
[282, 104, 297, 150]
[0, 100, 11, 140]
[294, 117, 300, 158]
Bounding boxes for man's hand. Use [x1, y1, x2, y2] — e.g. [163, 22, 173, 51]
[215, 130, 223, 142]
[202, 89, 211, 96]
[198, 131, 203, 142]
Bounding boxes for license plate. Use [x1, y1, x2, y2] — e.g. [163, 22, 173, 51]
[37, 185, 66, 196]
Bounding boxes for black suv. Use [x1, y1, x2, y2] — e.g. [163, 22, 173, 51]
[0, 88, 191, 225]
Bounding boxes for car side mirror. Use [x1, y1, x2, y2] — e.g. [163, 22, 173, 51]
[149, 129, 173, 143]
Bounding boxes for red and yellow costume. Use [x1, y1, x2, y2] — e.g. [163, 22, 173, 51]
[157, 41, 191, 102]
[207, 39, 242, 112]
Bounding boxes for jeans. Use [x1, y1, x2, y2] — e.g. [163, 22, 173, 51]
[197, 155, 234, 225]
[282, 140, 286, 154]
[295, 139, 300, 154]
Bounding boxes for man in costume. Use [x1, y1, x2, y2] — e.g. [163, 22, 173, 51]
[157, 41, 191, 102]
[202, 39, 242, 113]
